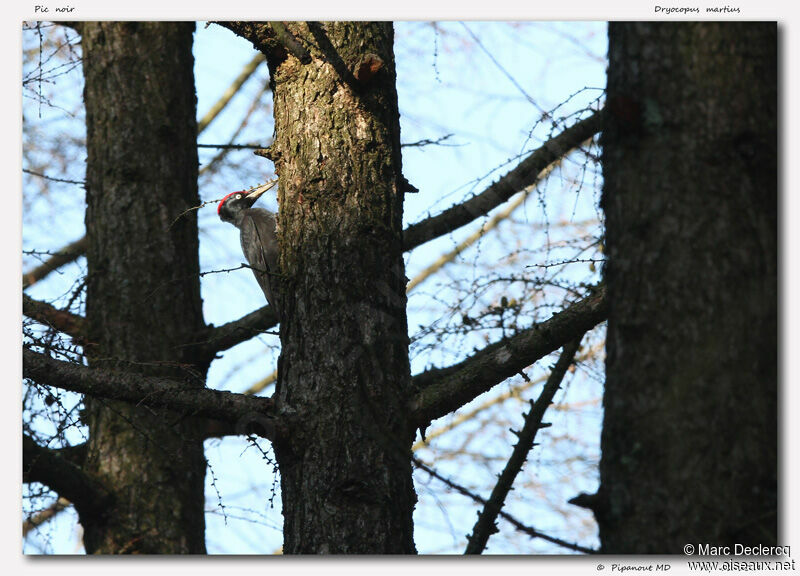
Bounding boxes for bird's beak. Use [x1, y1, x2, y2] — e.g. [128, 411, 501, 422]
[245, 179, 278, 202]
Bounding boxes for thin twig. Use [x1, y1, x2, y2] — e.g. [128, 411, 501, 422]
[22, 236, 88, 290]
[23, 168, 84, 186]
[197, 143, 268, 149]
[465, 336, 584, 554]
[401, 134, 456, 149]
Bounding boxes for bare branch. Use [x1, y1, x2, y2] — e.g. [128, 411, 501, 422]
[201, 368, 277, 437]
[401, 133, 455, 149]
[402, 110, 603, 252]
[194, 305, 279, 360]
[406, 175, 548, 293]
[22, 236, 87, 290]
[200, 84, 273, 176]
[411, 342, 602, 452]
[243, 367, 278, 395]
[270, 21, 311, 64]
[23, 293, 86, 338]
[409, 285, 607, 427]
[465, 336, 583, 554]
[22, 169, 84, 186]
[412, 455, 595, 554]
[53, 441, 87, 466]
[23, 348, 281, 440]
[23, 497, 70, 538]
[23, 434, 111, 523]
[197, 142, 269, 150]
[197, 51, 266, 133]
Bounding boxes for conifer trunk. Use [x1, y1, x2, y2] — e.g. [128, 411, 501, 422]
[599, 22, 777, 553]
[260, 21, 417, 553]
[80, 22, 208, 554]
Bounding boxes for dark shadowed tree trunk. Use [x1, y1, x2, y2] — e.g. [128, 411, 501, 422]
[79, 22, 208, 553]
[598, 22, 777, 553]
[223, 21, 417, 553]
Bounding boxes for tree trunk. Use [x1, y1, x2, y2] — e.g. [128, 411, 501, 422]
[80, 22, 208, 554]
[599, 23, 777, 553]
[254, 21, 417, 553]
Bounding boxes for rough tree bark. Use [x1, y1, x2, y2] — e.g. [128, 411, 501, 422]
[598, 22, 777, 552]
[79, 22, 208, 553]
[224, 21, 417, 553]
[271, 21, 417, 554]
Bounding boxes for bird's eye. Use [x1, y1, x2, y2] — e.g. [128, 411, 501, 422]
[235, 194, 243, 200]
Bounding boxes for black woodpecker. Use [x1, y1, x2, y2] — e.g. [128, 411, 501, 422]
[218, 180, 280, 312]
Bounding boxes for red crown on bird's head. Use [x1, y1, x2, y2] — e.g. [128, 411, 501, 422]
[217, 180, 278, 214]
[217, 190, 246, 214]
